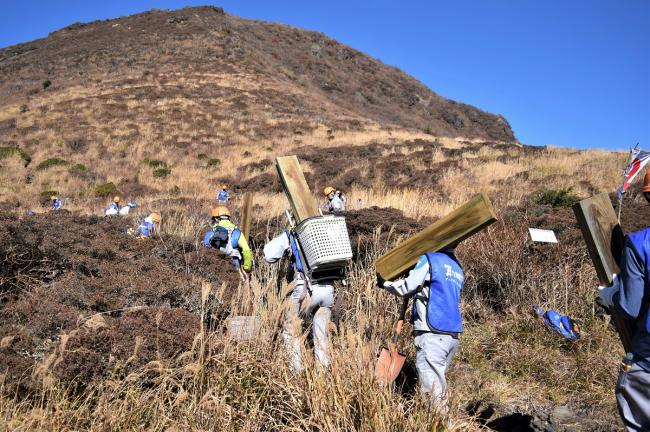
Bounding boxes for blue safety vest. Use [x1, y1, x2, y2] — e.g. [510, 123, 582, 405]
[285, 230, 304, 273]
[422, 252, 464, 334]
[218, 190, 228, 201]
[627, 227, 650, 332]
[52, 198, 62, 210]
[137, 221, 154, 238]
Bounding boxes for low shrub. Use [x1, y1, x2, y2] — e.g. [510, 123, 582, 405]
[94, 182, 119, 197]
[153, 167, 171, 178]
[197, 153, 208, 160]
[206, 158, 221, 168]
[69, 163, 88, 174]
[36, 158, 69, 170]
[40, 190, 59, 199]
[535, 187, 579, 208]
[0, 146, 31, 166]
[142, 158, 167, 168]
[42, 80, 51, 90]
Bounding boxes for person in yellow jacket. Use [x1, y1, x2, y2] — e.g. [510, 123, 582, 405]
[203, 206, 253, 281]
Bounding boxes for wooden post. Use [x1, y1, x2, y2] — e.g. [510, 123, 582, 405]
[275, 156, 319, 223]
[240, 192, 253, 241]
[376, 194, 498, 280]
[573, 193, 633, 352]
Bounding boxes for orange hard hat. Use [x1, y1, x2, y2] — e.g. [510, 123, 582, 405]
[150, 212, 161, 223]
[113, 196, 121, 203]
[211, 206, 231, 218]
[643, 170, 650, 193]
[323, 186, 335, 197]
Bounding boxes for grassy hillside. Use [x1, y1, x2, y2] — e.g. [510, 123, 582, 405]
[0, 6, 640, 432]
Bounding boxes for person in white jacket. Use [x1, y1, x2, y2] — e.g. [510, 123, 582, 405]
[264, 229, 339, 372]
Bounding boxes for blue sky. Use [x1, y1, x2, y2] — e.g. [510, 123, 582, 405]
[1, 1, 648, 150]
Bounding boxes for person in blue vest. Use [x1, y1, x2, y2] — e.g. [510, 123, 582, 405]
[134, 212, 161, 238]
[50, 195, 62, 210]
[598, 171, 650, 431]
[376, 246, 464, 401]
[263, 226, 340, 372]
[105, 196, 121, 216]
[217, 185, 229, 204]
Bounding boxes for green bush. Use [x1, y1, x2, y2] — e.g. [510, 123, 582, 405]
[42, 80, 52, 90]
[142, 158, 167, 168]
[40, 190, 59, 199]
[94, 182, 119, 197]
[206, 158, 221, 168]
[69, 163, 88, 174]
[0, 146, 31, 166]
[243, 151, 252, 157]
[423, 127, 433, 135]
[535, 187, 579, 208]
[153, 167, 171, 178]
[169, 185, 181, 196]
[36, 158, 69, 170]
[197, 153, 208, 160]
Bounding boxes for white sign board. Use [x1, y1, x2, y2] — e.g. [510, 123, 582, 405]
[528, 228, 558, 243]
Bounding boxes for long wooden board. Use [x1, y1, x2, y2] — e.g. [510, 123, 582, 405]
[239, 192, 253, 241]
[376, 194, 498, 280]
[573, 193, 633, 351]
[275, 156, 319, 223]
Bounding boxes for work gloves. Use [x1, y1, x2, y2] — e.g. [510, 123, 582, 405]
[596, 274, 619, 309]
[376, 272, 387, 289]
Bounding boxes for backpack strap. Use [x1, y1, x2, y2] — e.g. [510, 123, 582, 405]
[231, 228, 241, 249]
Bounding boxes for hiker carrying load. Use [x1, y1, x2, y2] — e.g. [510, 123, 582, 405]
[203, 206, 253, 282]
[263, 210, 352, 372]
[597, 171, 650, 431]
[377, 246, 464, 401]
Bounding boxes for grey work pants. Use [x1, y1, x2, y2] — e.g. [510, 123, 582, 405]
[282, 280, 334, 372]
[617, 362, 650, 431]
[414, 332, 459, 401]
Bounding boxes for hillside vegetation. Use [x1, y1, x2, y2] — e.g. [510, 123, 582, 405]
[0, 6, 640, 432]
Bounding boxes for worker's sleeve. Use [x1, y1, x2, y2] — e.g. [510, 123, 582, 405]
[237, 234, 254, 272]
[263, 232, 290, 263]
[614, 242, 646, 320]
[331, 197, 344, 211]
[383, 259, 430, 297]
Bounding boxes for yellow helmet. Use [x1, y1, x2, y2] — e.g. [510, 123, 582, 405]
[113, 196, 121, 203]
[150, 212, 161, 223]
[211, 206, 231, 218]
[221, 184, 227, 190]
[50, 195, 58, 201]
[323, 186, 335, 197]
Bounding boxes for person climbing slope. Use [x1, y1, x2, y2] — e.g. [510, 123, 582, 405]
[203, 206, 253, 281]
[597, 170, 650, 431]
[377, 246, 464, 402]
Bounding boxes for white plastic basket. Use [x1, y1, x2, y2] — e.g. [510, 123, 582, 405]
[295, 215, 353, 270]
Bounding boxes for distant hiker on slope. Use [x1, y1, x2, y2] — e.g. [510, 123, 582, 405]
[322, 186, 345, 212]
[217, 185, 229, 204]
[263, 221, 343, 372]
[50, 195, 62, 210]
[597, 171, 650, 431]
[132, 212, 161, 239]
[105, 196, 121, 216]
[377, 246, 464, 403]
[203, 206, 253, 282]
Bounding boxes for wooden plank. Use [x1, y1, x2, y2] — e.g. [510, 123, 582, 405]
[275, 156, 319, 223]
[239, 192, 253, 241]
[376, 193, 498, 280]
[573, 193, 633, 352]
